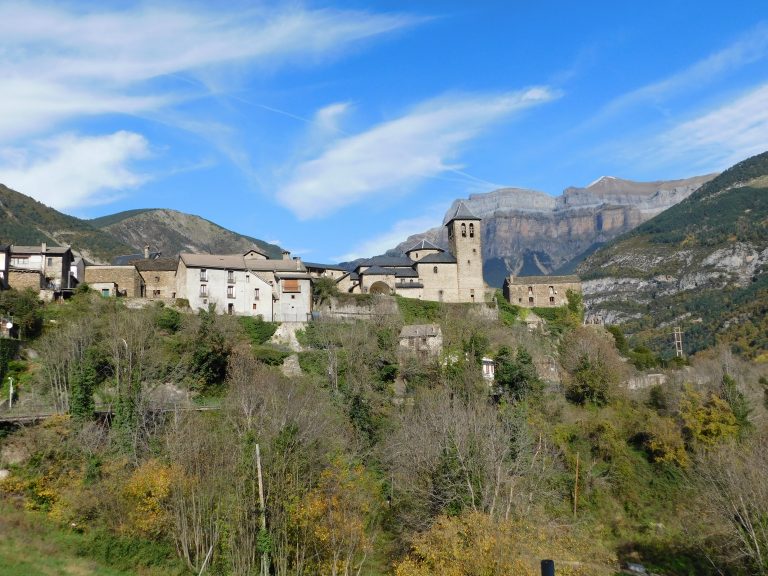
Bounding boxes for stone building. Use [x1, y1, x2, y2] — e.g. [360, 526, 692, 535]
[8, 244, 76, 297]
[176, 250, 312, 322]
[503, 275, 581, 308]
[85, 265, 145, 297]
[398, 324, 443, 358]
[309, 202, 487, 304]
[133, 258, 178, 300]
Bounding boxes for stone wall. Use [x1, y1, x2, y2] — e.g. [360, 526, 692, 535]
[140, 270, 177, 299]
[8, 270, 41, 290]
[313, 294, 399, 320]
[504, 275, 581, 308]
[85, 266, 144, 298]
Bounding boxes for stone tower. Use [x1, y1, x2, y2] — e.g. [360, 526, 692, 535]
[446, 201, 484, 302]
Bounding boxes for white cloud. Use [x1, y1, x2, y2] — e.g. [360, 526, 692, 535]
[0, 2, 419, 208]
[277, 87, 559, 219]
[644, 83, 768, 171]
[335, 215, 442, 261]
[589, 22, 768, 124]
[0, 131, 150, 210]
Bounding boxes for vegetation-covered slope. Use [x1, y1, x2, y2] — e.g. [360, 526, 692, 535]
[579, 151, 768, 358]
[0, 184, 133, 263]
[91, 208, 284, 259]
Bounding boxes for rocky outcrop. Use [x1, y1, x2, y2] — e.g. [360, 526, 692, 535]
[395, 173, 716, 286]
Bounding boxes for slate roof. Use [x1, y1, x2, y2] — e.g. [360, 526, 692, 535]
[112, 252, 161, 265]
[180, 253, 307, 272]
[133, 257, 178, 272]
[445, 201, 481, 223]
[12, 245, 71, 255]
[417, 252, 457, 264]
[303, 262, 349, 272]
[361, 265, 419, 278]
[358, 255, 414, 269]
[404, 239, 443, 253]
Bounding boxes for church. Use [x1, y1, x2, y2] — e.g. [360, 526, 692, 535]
[306, 202, 487, 304]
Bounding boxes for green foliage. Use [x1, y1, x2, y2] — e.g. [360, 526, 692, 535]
[494, 346, 540, 399]
[0, 288, 43, 339]
[495, 289, 520, 327]
[629, 346, 661, 370]
[565, 288, 584, 319]
[396, 295, 441, 323]
[0, 337, 20, 385]
[720, 373, 752, 435]
[607, 325, 629, 355]
[155, 307, 182, 333]
[297, 350, 329, 376]
[312, 275, 340, 304]
[252, 345, 290, 366]
[532, 304, 579, 334]
[69, 347, 101, 421]
[566, 355, 614, 406]
[239, 316, 279, 346]
[462, 331, 488, 365]
[191, 306, 231, 389]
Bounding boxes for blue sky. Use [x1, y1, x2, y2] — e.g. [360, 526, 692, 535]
[1, 1, 767, 262]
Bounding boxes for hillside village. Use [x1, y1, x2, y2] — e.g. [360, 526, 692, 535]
[0, 200, 582, 323]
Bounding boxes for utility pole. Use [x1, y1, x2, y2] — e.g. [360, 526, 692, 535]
[573, 452, 579, 518]
[255, 443, 269, 576]
[674, 326, 684, 358]
[8, 377, 13, 409]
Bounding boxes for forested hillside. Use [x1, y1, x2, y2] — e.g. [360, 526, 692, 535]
[0, 184, 133, 263]
[1, 288, 766, 575]
[580, 151, 768, 358]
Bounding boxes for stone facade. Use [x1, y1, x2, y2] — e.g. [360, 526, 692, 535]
[398, 324, 443, 358]
[133, 258, 178, 300]
[503, 275, 581, 308]
[8, 269, 42, 291]
[176, 252, 312, 322]
[85, 266, 145, 298]
[9, 244, 75, 293]
[311, 202, 487, 304]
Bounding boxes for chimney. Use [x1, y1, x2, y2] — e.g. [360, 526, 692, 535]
[293, 256, 302, 270]
[41, 242, 47, 254]
[282, 250, 291, 261]
[144, 245, 150, 259]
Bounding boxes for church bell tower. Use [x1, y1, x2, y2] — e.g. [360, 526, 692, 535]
[446, 201, 484, 302]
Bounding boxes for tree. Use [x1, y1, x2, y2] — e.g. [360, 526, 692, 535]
[494, 346, 540, 400]
[561, 327, 625, 406]
[0, 288, 43, 339]
[312, 276, 340, 305]
[69, 347, 101, 421]
[191, 305, 230, 390]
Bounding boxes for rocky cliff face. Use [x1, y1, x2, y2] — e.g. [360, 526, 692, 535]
[395, 174, 716, 286]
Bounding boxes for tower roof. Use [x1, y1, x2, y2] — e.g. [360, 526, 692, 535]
[404, 239, 443, 253]
[445, 201, 481, 223]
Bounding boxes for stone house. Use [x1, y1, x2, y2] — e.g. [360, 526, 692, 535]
[503, 275, 582, 308]
[176, 250, 312, 322]
[0, 245, 9, 290]
[309, 202, 487, 304]
[8, 244, 76, 297]
[133, 258, 178, 300]
[85, 265, 145, 297]
[398, 324, 443, 358]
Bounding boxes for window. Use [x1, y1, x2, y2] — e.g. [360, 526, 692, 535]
[529, 296, 534, 304]
[282, 279, 300, 293]
[154, 276, 160, 282]
[448, 226, 453, 238]
[199, 284, 208, 297]
[227, 270, 235, 283]
[470, 289, 475, 302]
[47, 257, 54, 266]
[469, 223, 475, 238]
[252, 303, 257, 310]
[254, 288, 260, 300]
[153, 289, 161, 297]
[548, 286, 555, 295]
[473, 248, 477, 254]
[414, 252, 418, 259]
[438, 289, 444, 302]
[290, 294, 295, 299]
[199, 268, 207, 281]
[227, 303, 234, 315]
[246, 275, 249, 283]
[10, 257, 28, 266]
[461, 223, 467, 237]
[549, 296, 555, 303]
[227, 285, 235, 299]
[433, 266, 438, 274]
[467, 260, 471, 265]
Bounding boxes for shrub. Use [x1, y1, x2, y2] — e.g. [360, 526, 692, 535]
[156, 307, 182, 333]
[239, 316, 279, 346]
[252, 345, 290, 366]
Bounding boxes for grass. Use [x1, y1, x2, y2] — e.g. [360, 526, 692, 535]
[0, 500, 188, 576]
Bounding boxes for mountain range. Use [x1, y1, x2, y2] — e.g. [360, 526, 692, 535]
[0, 185, 282, 263]
[393, 173, 717, 286]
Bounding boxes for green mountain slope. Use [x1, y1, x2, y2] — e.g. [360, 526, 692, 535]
[578, 151, 768, 358]
[91, 209, 284, 259]
[0, 184, 133, 263]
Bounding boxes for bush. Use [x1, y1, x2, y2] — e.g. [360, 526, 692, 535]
[396, 295, 441, 324]
[239, 316, 279, 346]
[252, 345, 290, 366]
[156, 307, 182, 333]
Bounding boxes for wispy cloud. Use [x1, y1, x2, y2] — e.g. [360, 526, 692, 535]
[0, 2, 420, 208]
[277, 87, 559, 219]
[335, 214, 443, 261]
[645, 82, 768, 171]
[588, 21, 768, 125]
[0, 131, 150, 210]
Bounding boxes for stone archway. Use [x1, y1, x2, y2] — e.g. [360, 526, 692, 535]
[368, 281, 392, 295]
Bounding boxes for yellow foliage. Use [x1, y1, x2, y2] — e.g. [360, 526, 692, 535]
[680, 385, 738, 447]
[122, 459, 174, 538]
[644, 416, 689, 467]
[394, 512, 616, 576]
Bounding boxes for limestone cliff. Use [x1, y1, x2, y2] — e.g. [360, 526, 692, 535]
[395, 174, 716, 286]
